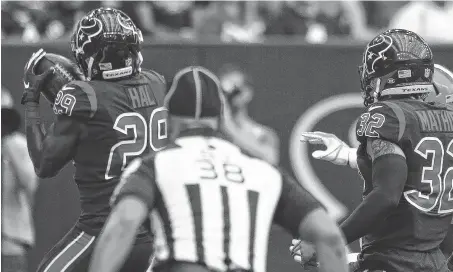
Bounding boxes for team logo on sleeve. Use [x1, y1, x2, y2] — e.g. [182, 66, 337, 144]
[363, 34, 393, 75]
[75, 17, 103, 55]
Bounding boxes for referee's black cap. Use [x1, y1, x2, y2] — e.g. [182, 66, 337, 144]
[165, 66, 225, 119]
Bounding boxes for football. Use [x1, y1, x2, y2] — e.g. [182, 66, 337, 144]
[35, 53, 85, 104]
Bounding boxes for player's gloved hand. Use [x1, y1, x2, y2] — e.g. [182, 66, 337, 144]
[300, 131, 357, 169]
[289, 239, 319, 269]
[21, 48, 54, 105]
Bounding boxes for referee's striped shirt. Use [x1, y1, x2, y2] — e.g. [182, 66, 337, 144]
[111, 128, 322, 272]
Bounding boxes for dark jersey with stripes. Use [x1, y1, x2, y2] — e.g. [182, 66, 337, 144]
[111, 128, 322, 272]
[52, 70, 168, 233]
[355, 99, 453, 252]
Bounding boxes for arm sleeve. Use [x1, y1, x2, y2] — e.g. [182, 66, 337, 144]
[26, 114, 82, 178]
[340, 154, 408, 244]
[110, 154, 158, 211]
[273, 168, 324, 237]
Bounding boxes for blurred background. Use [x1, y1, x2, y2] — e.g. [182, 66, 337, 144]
[2, 1, 453, 272]
[3, 0, 453, 43]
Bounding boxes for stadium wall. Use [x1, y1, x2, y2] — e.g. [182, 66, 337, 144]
[2, 41, 453, 272]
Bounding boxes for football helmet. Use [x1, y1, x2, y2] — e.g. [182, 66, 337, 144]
[71, 7, 143, 81]
[358, 29, 435, 107]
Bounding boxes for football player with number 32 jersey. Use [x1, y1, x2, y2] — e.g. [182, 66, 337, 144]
[22, 8, 167, 272]
[301, 29, 453, 272]
[300, 62, 453, 271]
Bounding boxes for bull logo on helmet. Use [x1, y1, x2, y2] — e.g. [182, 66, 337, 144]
[116, 12, 135, 33]
[75, 17, 103, 55]
[116, 11, 142, 43]
[363, 34, 393, 75]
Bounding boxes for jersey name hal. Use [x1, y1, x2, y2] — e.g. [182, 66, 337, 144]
[126, 85, 157, 109]
[53, 69, 168, 232]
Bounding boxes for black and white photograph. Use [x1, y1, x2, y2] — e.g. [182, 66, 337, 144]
[1, 1, 453, 272]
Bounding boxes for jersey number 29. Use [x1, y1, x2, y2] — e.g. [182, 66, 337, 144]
[105, 107, 168, 180]
[404, 137, 453, 214]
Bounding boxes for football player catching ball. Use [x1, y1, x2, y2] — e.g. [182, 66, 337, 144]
[22, 8, 167, 272]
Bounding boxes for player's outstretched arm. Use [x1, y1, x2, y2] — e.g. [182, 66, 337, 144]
[90, 157, 157, 272]
[274, 169, 348, 272]
[299, 208, 348, 272]
[340, 138, 407, 244]
[222, 106, 279, 165]
[300, 131, 358, 169]
[89, 196, 148, 272]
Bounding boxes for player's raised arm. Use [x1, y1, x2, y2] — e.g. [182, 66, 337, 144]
[24, 113, 82, 178]
[89, 157, 156, 272]
[22, 49, 84, 178]
[274, 169, 348, 272]
[340, 138, 407, 244]
[300, 131, 358, 169]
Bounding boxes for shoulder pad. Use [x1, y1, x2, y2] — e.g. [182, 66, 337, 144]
[53, 81, 98, 119]
[356, 101, 407, 144]
[142, 69, 166, 86]
[141, 69, 167, 104]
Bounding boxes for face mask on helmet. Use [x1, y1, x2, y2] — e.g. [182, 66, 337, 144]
[71, 8, 143, 81]
[359, 29, 435, 107]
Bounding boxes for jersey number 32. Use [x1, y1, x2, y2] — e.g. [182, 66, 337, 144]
[404, 137, 453, 215]
[105, 107, 168, 180]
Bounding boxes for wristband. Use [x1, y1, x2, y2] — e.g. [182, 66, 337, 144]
[21, 89, 40, 105]
[25, 102, 41, 125]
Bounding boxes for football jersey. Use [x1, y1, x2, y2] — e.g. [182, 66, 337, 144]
[111, 128, 322, 272]
[53, 69, 168, 232]
[355, 99, 453, 252]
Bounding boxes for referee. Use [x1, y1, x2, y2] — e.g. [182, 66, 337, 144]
[88, 66, 348, 272]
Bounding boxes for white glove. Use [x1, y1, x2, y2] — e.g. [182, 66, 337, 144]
[289, 239, 319, 268]
[347, 253, 360, 264]
[300, 131, 357, 169]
